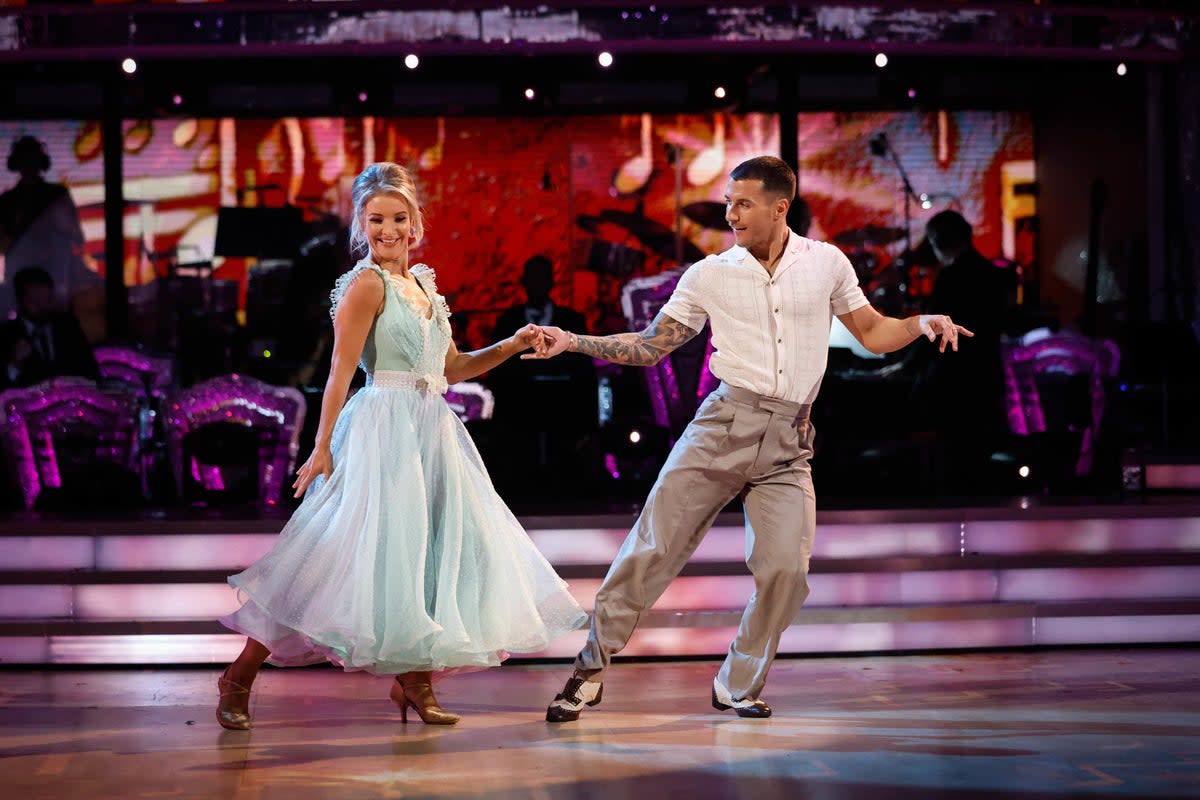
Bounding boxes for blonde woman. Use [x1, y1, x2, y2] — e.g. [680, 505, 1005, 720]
[216, 162, 586, 728]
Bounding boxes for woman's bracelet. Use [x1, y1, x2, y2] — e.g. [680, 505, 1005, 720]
[568, 331, 578, 351]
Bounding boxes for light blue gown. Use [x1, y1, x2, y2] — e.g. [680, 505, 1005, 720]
[221, 259, 588, 674]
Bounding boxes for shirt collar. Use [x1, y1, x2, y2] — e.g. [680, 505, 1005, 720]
[723, 229, 805, 278]
[773, 230, 807, 279]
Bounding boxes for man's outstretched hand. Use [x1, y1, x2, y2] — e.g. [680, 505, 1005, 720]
[915, 314, 974, 353]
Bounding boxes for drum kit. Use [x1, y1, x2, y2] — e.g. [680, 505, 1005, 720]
[831, 224, 938, 318]
[578, 200, 939, 320]
[576, 208, 707, 267]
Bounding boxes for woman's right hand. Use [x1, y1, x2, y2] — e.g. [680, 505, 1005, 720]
[293, 446, 333, 498]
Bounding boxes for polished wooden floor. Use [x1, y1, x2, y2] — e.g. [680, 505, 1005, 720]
[3, 649, 1199, 799]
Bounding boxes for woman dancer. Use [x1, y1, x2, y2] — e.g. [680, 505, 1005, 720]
[216, 162, 587, 728]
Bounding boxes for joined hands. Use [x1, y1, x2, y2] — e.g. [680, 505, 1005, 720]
[520, 325, 571, 360]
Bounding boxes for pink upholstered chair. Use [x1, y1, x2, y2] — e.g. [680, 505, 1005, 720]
[445, 381, 494, 423]
[163, 374, 306, 506]
[94, 345, 175, 402]
[0, 378, 141, 509]
[620, 268, 720, 438]
[1002, 329, 1121, 477]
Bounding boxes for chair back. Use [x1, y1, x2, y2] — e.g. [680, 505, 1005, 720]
[1002, 329, 1120, 476]
[164, 374, 306, 505]
[93, 345, 175, 401]
[445, 382, 495, 423]
[620, 268, 719, 436]
[0, 378, 141, 509]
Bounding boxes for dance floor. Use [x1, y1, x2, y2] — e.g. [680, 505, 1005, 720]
[3, 648, 1198, 799]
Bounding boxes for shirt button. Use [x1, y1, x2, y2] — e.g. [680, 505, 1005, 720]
[777, 338, 782, 343]
[778, 369, 783, 374]
[774, 307, 780, 313]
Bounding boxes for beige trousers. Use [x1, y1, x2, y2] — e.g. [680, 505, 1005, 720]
[575, 382, 816, 701]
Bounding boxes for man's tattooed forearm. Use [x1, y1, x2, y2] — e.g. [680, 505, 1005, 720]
[573, 315, 698, 366]
[574, 333, 662, 365]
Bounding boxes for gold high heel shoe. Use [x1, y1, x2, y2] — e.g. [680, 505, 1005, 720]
[390, 672, 460, 725]
[216, 669, 253, 731]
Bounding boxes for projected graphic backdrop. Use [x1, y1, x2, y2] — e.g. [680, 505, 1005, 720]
[0, 111, 1032, 347]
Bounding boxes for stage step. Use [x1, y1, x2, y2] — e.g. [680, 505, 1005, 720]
[1145, 452, 1200, 490]
[4, 598, 1197, 635]
[4, 550, 1200, 585]
[0, 503, 1198, 664]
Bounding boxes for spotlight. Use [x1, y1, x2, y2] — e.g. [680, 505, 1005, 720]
[1018, 465, 1031, 478]
[1116, 62, 1128, 77]
[263, 350, 272, 359]
[628, 429, 642, 444]
[874, 52, 888, 68]
[404, 53, 420, 70]
[907, 87, 917, 99]
[598, 51, 614, 68]
[357, 91, 369, 103]
[121, 57, 137, 75]
[714, 85, 726, 99]
[171, 94, 183, 106]
[524, 87, 536, 100]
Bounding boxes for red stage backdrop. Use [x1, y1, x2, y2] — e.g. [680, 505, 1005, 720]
[0, 111, 1032, 348]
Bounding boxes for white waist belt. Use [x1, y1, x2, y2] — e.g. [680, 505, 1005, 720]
[367, 369, 449, 395]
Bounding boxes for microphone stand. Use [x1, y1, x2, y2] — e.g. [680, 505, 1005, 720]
[664, 142, 685, 266]
[878, 135, 919, 257]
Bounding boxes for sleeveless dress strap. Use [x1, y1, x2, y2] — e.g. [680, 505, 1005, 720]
[410, 263, 453, 335]
[329, 260, 387, 320]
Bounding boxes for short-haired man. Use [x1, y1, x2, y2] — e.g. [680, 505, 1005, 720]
[529, 156, 971, 720]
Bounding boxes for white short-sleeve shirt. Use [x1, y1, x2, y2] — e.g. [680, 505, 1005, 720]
[660, 230, 868, 405]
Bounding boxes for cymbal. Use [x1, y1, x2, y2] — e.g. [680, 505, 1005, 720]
[681, 201, 728, 231]
[832, 225, 907, 247]
[576, 210, 706, 264]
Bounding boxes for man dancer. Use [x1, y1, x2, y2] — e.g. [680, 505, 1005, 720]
[528, 156, 970, 720]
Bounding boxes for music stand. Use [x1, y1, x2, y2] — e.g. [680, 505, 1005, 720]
[214, 206, 305, 259]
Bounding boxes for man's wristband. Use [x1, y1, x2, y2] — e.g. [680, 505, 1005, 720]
[909, 314, 939, 338]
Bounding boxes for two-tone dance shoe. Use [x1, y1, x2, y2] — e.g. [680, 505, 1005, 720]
[711, 679, 772, 718]
[545, 671, 604, 722]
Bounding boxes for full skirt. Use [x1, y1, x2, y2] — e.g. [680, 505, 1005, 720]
[220, 385, 588, 674]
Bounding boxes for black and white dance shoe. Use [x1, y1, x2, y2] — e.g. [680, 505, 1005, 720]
[711, 679, 772, 719]
[545, 672, 603, 722]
